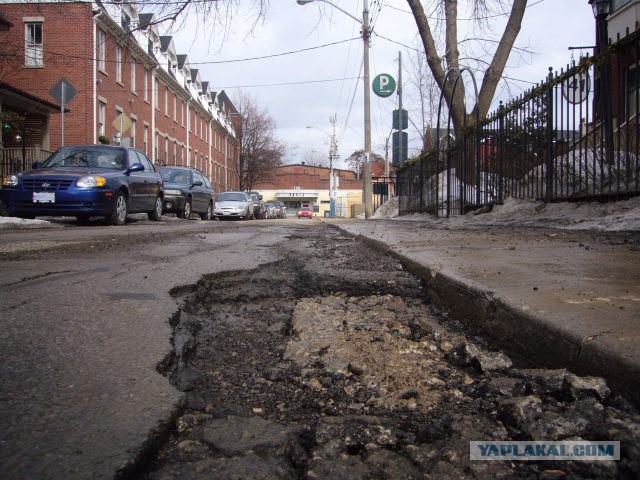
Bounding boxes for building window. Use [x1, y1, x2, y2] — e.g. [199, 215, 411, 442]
[143, 124, 149, 155]
[115, 107, 123, 144]
[97, 28, 106, 71]
[131, 58, 136, 93]
[154, 78, 159, 109]
[165, 137, 169, 165]
[628, 63, 639, 120]
[612, 0, 632, 12]
[131, 119, 136, 148]
[25, 22, 43, 67]
[98, 100, 106, 137]
[115, 44, 122, 83]
[173, 93, 177, 121]
[121, 11, 131, 32]
[164, 87, 169, 116]
[144, 69, 149, 102]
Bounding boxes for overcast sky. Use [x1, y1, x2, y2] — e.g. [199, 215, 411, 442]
[169, 0, 597, 168]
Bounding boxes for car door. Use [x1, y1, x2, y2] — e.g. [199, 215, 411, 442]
[125, 149, 147, 212]
[192, 172, 207, 212]
[130, 150, 159, 211]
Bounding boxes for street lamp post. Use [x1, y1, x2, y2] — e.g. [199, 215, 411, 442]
[297, 0, 373, 218]
[589, 0, 613, 164]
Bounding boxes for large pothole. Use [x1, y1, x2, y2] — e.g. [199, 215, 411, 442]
[144, 226, 640, 479]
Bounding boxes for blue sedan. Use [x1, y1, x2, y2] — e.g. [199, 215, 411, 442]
[0, 145, 163, 225]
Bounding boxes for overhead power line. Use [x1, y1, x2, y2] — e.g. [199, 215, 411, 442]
[0, 36, 359, 66]
[211, 76, 362, 90]
[198, 37, 360, 64]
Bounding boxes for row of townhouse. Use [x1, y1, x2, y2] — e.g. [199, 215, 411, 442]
[0, 0, 240, 193]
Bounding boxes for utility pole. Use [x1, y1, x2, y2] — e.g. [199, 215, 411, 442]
[362, 0, 373, 218]
[397, 51, 403, 174]
[296, 0, 373, 217]
[329, 115, 338, 218]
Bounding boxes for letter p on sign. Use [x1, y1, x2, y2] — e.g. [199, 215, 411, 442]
[373, 73, 396, 98]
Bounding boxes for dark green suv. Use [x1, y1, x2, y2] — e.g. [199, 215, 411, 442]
[159, 166, 215, 220]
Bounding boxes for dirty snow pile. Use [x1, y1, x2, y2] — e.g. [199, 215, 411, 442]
[374, 195, 640, 231]
[371, 196, 399, 219]
[0, 216, 53, 229]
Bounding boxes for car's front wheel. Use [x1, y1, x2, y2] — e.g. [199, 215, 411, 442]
[178, 198, 192, 219]
[148, 195, 163, 222]
[107, 191, 127, 225]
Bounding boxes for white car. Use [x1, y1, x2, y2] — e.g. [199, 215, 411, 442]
[213, 191, 254, 220]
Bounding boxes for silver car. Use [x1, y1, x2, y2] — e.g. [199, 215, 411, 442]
[213, 191, 254, 220]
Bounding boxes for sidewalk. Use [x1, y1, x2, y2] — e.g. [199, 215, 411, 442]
[333, 219, 640, 407]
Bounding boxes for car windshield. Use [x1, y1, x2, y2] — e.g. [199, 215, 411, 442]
[160, 168, 191, 185]
[44, 147, 125, 170]
[218, 192, 246, 202]
[301, 208, 312, 212]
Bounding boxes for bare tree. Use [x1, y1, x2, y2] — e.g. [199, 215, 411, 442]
[406, 38, 441, 152]
[130, 0, 269, 44]
[236, 92, 286, 191]
[405, 0, 528, 134]
[345, 150, 384, 178]
[303, 150, 330, 168]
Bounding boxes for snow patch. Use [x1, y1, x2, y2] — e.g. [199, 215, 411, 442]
[373, 195, 640, 232]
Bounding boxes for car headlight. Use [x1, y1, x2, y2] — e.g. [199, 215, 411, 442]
[77, 175, 106, 187]
[164, 189, 183, 196]
[2, 174, 18, 187]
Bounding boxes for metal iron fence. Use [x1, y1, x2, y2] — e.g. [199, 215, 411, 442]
[1, 147, 53, 178]
[397, 30, 639, 217]
[372, 177, 395, 211]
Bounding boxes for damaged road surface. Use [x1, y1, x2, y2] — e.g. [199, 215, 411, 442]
[148, 224, 640, 479]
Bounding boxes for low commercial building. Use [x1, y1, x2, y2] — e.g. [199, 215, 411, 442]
[252, 164, 365, 218]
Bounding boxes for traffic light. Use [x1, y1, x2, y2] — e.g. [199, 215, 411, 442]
[2, 122, 11, 132]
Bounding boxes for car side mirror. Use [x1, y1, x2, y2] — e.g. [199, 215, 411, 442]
[32, 161, 43, 169]
[127, 163, 145, 174]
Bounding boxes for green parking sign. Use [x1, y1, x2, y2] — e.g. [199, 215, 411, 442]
[372, 73, 396, 97]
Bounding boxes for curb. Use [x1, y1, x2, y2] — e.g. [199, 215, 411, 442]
[335, 226, 640, 409]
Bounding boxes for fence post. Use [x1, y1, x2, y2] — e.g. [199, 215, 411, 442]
[545, 67, 554, 201]
[475, 122, 481, 207]
[498, 102, 504, 203]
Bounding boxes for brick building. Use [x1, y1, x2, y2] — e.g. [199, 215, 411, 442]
[252, 163, 366, 217]
[0, 0, 240, 192]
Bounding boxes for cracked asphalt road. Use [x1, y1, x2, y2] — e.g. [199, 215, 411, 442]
[1, 218, 639, 479]
[0, 218, 285, 479]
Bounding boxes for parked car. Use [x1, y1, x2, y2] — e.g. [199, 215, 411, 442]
[0, 145, 163, 225]
[267, 200, 287, 219]
[213, 191, 254, 220]
[265, 201, 278, 219]
[159, 166, 215, 220]
[246, 191, 267, 219]
[297, 207, 314, 219]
